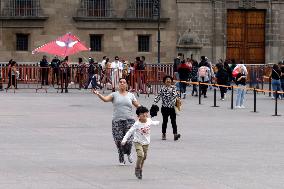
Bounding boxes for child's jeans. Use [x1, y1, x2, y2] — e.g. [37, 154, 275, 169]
[134, 142, 149, 169]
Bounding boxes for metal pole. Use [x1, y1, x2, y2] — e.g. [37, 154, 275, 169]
[157, 0, 161, 64]
[231, 86, 234, 109]
[253, 88, 257, 112]
[198, 81, 201, 105]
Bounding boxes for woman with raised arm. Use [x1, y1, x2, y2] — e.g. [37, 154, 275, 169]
[93, 78, 140, 165]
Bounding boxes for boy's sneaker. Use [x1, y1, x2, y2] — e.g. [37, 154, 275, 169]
[240, 105, 246, 109]
[135, 168, 142, 179]
[235, 106, 241, 109]
[127, 154, 133, 164]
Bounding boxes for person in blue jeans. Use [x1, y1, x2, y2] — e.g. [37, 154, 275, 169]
[235, 65, 247, 108]
[279, 62, 284, 98]
[271, 64, 282, 99]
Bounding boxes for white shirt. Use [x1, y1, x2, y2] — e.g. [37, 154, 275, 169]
[122, 118, 160, 145]
[111, 61, 123, 70]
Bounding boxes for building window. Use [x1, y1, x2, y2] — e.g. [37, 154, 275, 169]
[7, 0, 40, 16]
[82, 0, 111, 17]
[138, 35, 150, 52]
[90, 35, 102, 51]
[16, 34, 29, 51]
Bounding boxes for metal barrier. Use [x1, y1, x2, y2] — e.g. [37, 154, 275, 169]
[0, 63, 277, 94]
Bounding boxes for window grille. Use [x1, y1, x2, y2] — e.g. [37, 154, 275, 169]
[2, 0, 41, 16]
[16, 34, 29, 51]
[90, 34, 102, 52]
[78, 0, 112, 17]
[127, 0, 156, 19]
[138, 35, 150, 52]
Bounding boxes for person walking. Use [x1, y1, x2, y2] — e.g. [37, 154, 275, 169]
[92, 78, 141, 165]
[6, 60, 18, 90]
[190, 60, 199, 96]
[121, 106, 160, 179]
[215, 63, 229, 100]
[178, 60, 191, 99]
[153, 75, 181, 141]
[198, 57, 211, 98]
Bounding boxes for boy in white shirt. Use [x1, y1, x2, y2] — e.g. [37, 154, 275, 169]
[121, 106, 159, 179]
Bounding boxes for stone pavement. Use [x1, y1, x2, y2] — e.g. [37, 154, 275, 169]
[0, 88, 283, 189]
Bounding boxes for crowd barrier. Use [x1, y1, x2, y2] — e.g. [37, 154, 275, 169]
[0, 66, 167, 94]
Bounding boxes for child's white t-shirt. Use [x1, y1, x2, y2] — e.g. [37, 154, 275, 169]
[122, 118, 160, 145]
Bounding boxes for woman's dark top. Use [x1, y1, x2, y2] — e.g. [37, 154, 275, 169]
[271, 69, 281, 80]
[235, 73, 246, 86]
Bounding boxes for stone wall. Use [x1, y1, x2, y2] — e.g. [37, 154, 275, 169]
[0, 0, 177, 63]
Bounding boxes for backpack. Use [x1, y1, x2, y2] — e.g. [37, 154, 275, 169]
[198, 66, 208, 77]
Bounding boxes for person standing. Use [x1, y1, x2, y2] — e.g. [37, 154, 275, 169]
[92, 78, 141, 165]
[40, 55, 49, 86]
[50, 56, 60, 86]
[121, 106, 159, 179]
[111, 56, 123, 92]
[76, 57, 86, 90]
[235, 65, 247, 108]
[153, 75, 181, 141]
[280, 61, 284, 97]
[59, 56, 70, 93]
[271, 64, 282, 99]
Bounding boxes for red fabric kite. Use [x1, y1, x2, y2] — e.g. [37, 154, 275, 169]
[32, 33, 89, 57]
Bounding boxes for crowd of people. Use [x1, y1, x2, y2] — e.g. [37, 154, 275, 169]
[173, 54, 284, 108]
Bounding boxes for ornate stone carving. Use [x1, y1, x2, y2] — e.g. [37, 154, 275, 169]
[239, 0, 256, 9]
[177, 28, 200, 46]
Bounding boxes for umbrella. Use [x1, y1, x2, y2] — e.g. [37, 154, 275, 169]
[32, 33, 89, 57]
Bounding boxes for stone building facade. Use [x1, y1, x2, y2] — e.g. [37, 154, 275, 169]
[0, 0, 284, 64]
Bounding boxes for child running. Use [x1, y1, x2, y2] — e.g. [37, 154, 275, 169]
[121, 106, 160, 179]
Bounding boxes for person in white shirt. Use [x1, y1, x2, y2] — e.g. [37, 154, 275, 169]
[121, 106, 159, 179]
[111, 56, 123, 91]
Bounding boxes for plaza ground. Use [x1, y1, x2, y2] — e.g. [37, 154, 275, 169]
[0, 88, 283, 189]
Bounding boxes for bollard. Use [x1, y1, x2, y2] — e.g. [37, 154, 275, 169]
[231, 86, 234, 109]
[198, 81, 201, 105]
[0, 66, 3, 91]
[211, 85, 219, 107]
[273, 91, 281, 116]
[252, 88, 257, 113]
[268, 77, 271, 97]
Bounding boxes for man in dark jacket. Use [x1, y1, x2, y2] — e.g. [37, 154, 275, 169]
[178, 60, 191, 98]
[173, 53, 183, 80]
[40, 55, 49, 86]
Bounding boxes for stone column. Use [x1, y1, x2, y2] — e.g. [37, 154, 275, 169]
[212, 0, 225, 63]
[267, 1, 280, 63]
